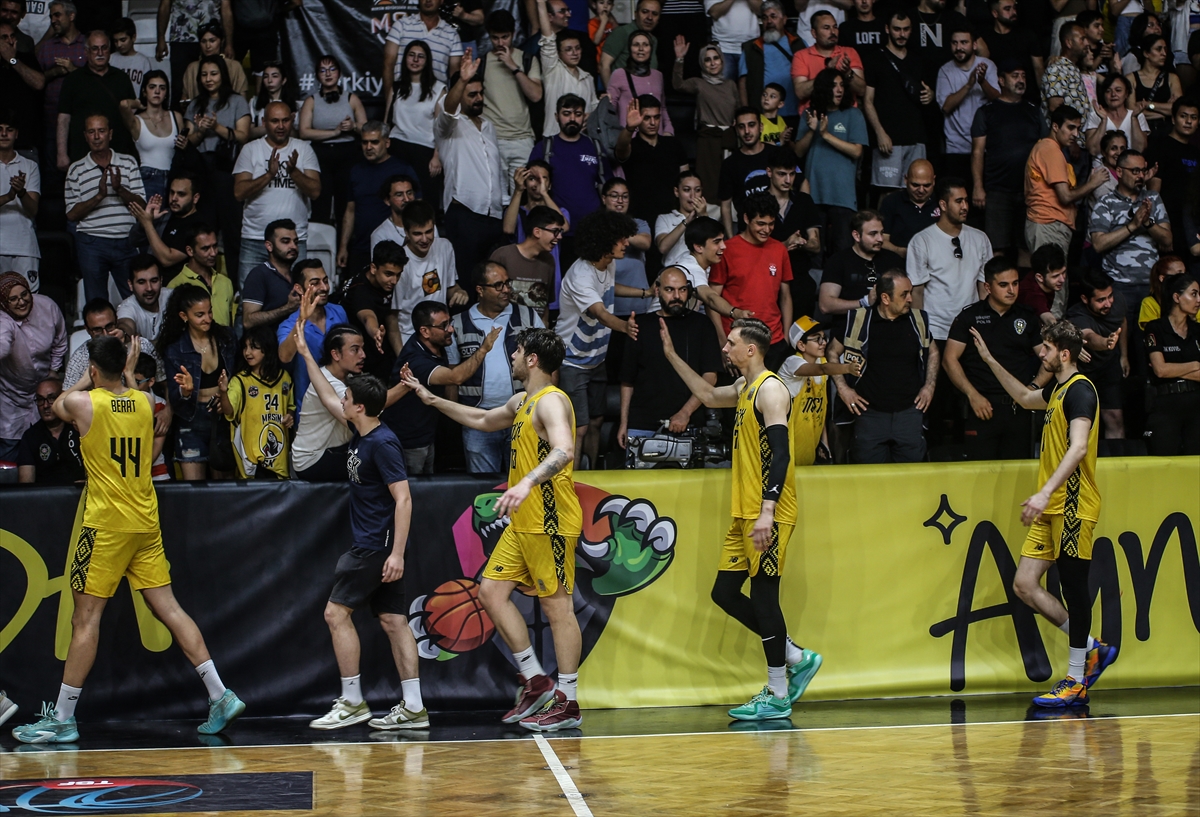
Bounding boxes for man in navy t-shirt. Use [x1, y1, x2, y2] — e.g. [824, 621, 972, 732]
[293, 305, 429, 734]
[528, 95, 606, 238]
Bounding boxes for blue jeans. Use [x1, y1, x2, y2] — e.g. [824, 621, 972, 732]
[76, 232, 136, 303]
[141, 167, 170, 206]
[721, 52, 740, 81]
[238, 239, 307, 288]
[462, 426, 510, 474]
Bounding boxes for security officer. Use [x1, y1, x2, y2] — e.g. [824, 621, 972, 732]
[1143, 274, 1200, 455]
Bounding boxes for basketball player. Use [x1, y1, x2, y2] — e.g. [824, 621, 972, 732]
[660, 316, 820, 721]
[400, 328, 584, 732]
[12, 336, 244, 744]
[292, 304, 428, 732]
[971, 321, 1118, 707]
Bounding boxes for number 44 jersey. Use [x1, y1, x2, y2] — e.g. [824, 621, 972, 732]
[80, 388, 160, 532]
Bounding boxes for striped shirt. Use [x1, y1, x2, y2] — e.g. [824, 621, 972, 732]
[556, 258, 615, 369]
[65, 151, 144, 239]
[386, 14, 464, 84]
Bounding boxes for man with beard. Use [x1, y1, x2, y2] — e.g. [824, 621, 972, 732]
[936, 27, 998, 189]
[1065, 272, 1129, 440]
[819, 209, 903, 340]
[35, 1, 85, 166]
[979, 0, 1042, 106]
[791, 11, 866, 109]
[740, 1, 804, 120]
[435, 52, 505, 286]
[130, 170, 203, 280]
[339, 240, 408, 381]
[116, 255, 172, 340]
[242, 219, 302, 330]
[277, 260, 349, 413]
[618, 266, 722, 450]
[839, 0, 886, 56]
[614, 94, 689, 227]
[718, 108, 771, 239]
[880, 159, 939, 259]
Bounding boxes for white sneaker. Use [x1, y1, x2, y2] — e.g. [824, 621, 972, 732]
[0, 691, 17, 728]
[368, 702, 430, 731]
[309, 697, 372, 730]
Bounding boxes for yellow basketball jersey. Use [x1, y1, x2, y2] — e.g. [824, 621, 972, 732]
[509, 385, 583, 536]
[80, 388, 159, 531]
[732, 370, 798, 523]
[227, 371, 295, 479]
[785, 356, 827, 467]
[1039, 373, 1101, 521]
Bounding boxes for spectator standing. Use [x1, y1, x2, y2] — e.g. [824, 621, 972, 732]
[0, 22, 46, 157]
[1042, 23, 1090, 119]
[337, 123, 417, 278]
[57, 30, 137, 168]
[655, 169, 708, 269]
[879, 159, 938, 260]
[249, 61, 296, 139]
[970, 61, 1046, 260]
[1084, 74, 1149, 156]
[791, 11, 865, 110]
[1024, 106, 1107, 257]
[157, 0, 234, 109]
[448, 261, 545, 472]
[936, 27, 998, 186]
[62, 299, 163, 388]
[233, 100, 321, 283]
[1065, 270, 1128, 439]
[340, 240, 407, 382]
[120, 71, 186, 205]
[614, 95, 689, 226]
[1017, 244, 1067, 327]
[674, 38, 739, 201]
[603, 176, 655, 322]
[36, 2, 86, 163]
[718, 108, 770, 238]
[0, 0, 36, 52]
[491, 203, 562, 322]
[763, 149, 821, 316]
[218, 325, 294, 479]
[525, 0, 597, 78]
[383, 0, 463, 94]
[818, 208, 903, 339]
[289, 323, 362, 482]
[241, 219, 300, 330]
[480, 11, 543, 201]
[0, 116, 41, 292]
[389, 199, 465, 343]
[1143, 274, 1200, 455]
[387, 42, 446, 205]
[66, 114, 145, 303]
[600, 0, 661, 85]
[1127, 35, 1181, 138]
[231, 0, 297, 76]
[740, 1, 803, 120]
[276, 259, 347, 413]
[299, 54, 367, 227]
[980, 0, 1042, 106]
[108, 17, 151, 90]
[369, 174, 422, 252]
[117, 255, 173, 340]
[839, 0, 885, 56]
[0, 273, 67, 460]
[501, 163, 570, 304]
[792, 69, 868, 252]
[671, 215, 746, 321]
[535, 0, 598, 138]
[168, 224, 235, 325]
[16, 376, 83, 483]
[607, 31, 675, 134]
[649, 0, 706, 79]
[943, 256, 1043, 459]
[830, 268, 938, 463]
[704, 0, 757, 82]
[1146, 99, 1200, 263]
[130, 169, 203, 280]
[179, 21, 247, 103]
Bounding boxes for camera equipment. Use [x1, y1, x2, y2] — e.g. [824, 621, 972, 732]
[439, 1, 461, 29]
[625, 411, 731, 469]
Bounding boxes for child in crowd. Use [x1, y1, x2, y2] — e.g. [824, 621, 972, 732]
[218, 326, 295, 480]
[589, 0, 617, 64]
[133, 353, 171, 481]
[760, 83, 790, 146]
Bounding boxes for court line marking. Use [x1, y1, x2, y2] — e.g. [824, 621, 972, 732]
[21, 711, 1198, 755]
[534, 734, 594, 817]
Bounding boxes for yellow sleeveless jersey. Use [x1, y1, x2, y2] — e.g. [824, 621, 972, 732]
[1039, 373, 1101, 521]
[780, 355, 827, 467]
[227, 371, 295, 479]
[731, 370, 798, 523]
[80, 388, 159, 531]
[509, 385, 583, 536]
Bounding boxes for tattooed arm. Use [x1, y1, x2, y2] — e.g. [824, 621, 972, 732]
[494, 391, 575, 517]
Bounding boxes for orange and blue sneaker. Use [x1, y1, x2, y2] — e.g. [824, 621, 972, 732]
[1082, 641, 1118, 688]
[1032, 676, 1089, 708]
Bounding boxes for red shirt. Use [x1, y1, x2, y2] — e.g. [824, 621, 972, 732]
[710, 235, 793, 343]
[1017, 272, 1053, 316]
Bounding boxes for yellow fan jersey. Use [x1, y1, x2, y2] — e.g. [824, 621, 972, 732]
[509, 385, 582, 536]
[1038, 373, 1101, 521]
[226, 371, 295, 479]
[80, 388, 159, 531]
[779, 354, 827, 467]
[731, 370, 797, 523]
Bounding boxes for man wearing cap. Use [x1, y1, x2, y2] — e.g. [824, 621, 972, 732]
[777, 316, 861, 465]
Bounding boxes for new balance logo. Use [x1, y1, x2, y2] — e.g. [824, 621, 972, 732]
[494, 565, 503, 571]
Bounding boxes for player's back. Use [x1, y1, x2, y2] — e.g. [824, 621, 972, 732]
[80, 387, 159, 532]
[732, 370, 798, 523]
[509, 385, 582, 536]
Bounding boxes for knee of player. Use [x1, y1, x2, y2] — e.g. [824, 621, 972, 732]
[378, 613, 410, 636]
[323, 602, 352, 627]
[478, 579, 509, 612]
[1012, 576, 1034, 602]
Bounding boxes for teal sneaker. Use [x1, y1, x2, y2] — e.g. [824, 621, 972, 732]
[728, 687, 792, 721]
[198, 689, 246, 735]
[12, 703, 79, 744]
[786, 649, 823, 704]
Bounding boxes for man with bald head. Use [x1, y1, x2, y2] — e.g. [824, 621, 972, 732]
[56, 29, 136, 168]
[879, 159, 939, 259]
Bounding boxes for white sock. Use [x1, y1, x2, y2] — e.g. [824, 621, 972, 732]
[558, 672, 578, 701]
[55, 684, 82, 721]
[1068, 647, 1087, 681]
[401, 678, 423, 712]
[195, 660, 227, 702]
[767, 666, 788, 699]
[513, 646, 544, 679]
[1058, 620, 1097, 649]
[341, 675, 363, 706]
[785, 637, 804, 667]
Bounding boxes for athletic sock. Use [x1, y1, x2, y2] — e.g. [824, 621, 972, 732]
[767, 666, 787, 700]
[513, 646, 544, 679]
[195, 660, 227, 702]
[341, 675, 364, 706]
[55, 684, 82, 721]
[1058, 620, 1097, 650]
[401, 678, 423, 712]
[1068, 647, 1087, 681]
[558, 672, 578, 701]
[785, 637, 804, 667]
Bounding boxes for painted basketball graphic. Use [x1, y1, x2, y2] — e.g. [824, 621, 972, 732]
[423, 579, 495, 653]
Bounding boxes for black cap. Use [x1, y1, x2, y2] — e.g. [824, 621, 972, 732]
[996, 57, 1024, 75]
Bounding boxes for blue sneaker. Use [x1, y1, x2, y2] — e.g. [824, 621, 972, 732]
[786, 649, 823, 704]
[12, 703, 79, 744]
[198, 689, 246, 735]
[1082, 642, 1118, 688]
[729, 687, 792, 721]
[1032, 677, 1089, 708]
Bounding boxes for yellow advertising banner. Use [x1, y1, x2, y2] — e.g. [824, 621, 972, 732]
[578, 458, 1200, 708]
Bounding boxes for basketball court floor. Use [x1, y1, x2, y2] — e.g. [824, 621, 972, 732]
[1, 686, 1196, 815]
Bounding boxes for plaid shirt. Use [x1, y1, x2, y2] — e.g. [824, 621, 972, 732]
[35, 33, 86, 130]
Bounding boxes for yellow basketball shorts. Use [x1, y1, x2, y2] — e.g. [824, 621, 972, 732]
[484, 526, 577, 597]
[1021, 513, 1096, 561]
[718, 518, 795, 578]
[70, 526, 172, 598]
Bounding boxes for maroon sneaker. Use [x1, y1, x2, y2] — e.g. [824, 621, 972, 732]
[519, 690, 582, 732]
[501, 674, 555, 723]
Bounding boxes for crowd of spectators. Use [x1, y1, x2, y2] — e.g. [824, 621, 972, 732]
[1, 0, 1199, 486]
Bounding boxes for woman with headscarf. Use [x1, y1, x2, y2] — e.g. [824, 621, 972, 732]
[0, 272, 68, 461]
[672, 37, 739, 209]
[606, 30, 674, 135]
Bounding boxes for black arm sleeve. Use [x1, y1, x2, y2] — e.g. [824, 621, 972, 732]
[763, 424, 791, 502]
[1062, 379, 1099, 424]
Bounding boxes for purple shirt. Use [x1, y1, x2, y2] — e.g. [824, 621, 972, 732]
[0, 294, 68, 439]
[36, 33, 87, 133]
[528, 135, 605, 234]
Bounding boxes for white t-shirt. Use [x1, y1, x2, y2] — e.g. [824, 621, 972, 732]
[390, 237, 457, 343]
[109, 52, 152, 90]
[18, 2, 50, 43]
[391, 81, 446, 148]
[370, 216, 439, 254]
[291, 366, 353, 471]
[0, 153, 40, 258]
[556, 258, 616, 369]
[1084, 107, 1149, 149]
[116, 289, 174, 341]
[654, 210, 691, 269]
[232, 137, 321, 242]
[674, 253, 710, 290]
[906, 223, 992, 341]
[800, 1, 845, 26]
[705, 0, 761, 54]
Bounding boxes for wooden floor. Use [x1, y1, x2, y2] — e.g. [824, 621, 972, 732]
[2, 709, 1197, 816]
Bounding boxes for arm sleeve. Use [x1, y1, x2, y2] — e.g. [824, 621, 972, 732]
[947, 313, 970, 345]
[763, 424, 790, 502]
[1062, 379, 1099, 423]
[241, 269, 266, 306]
